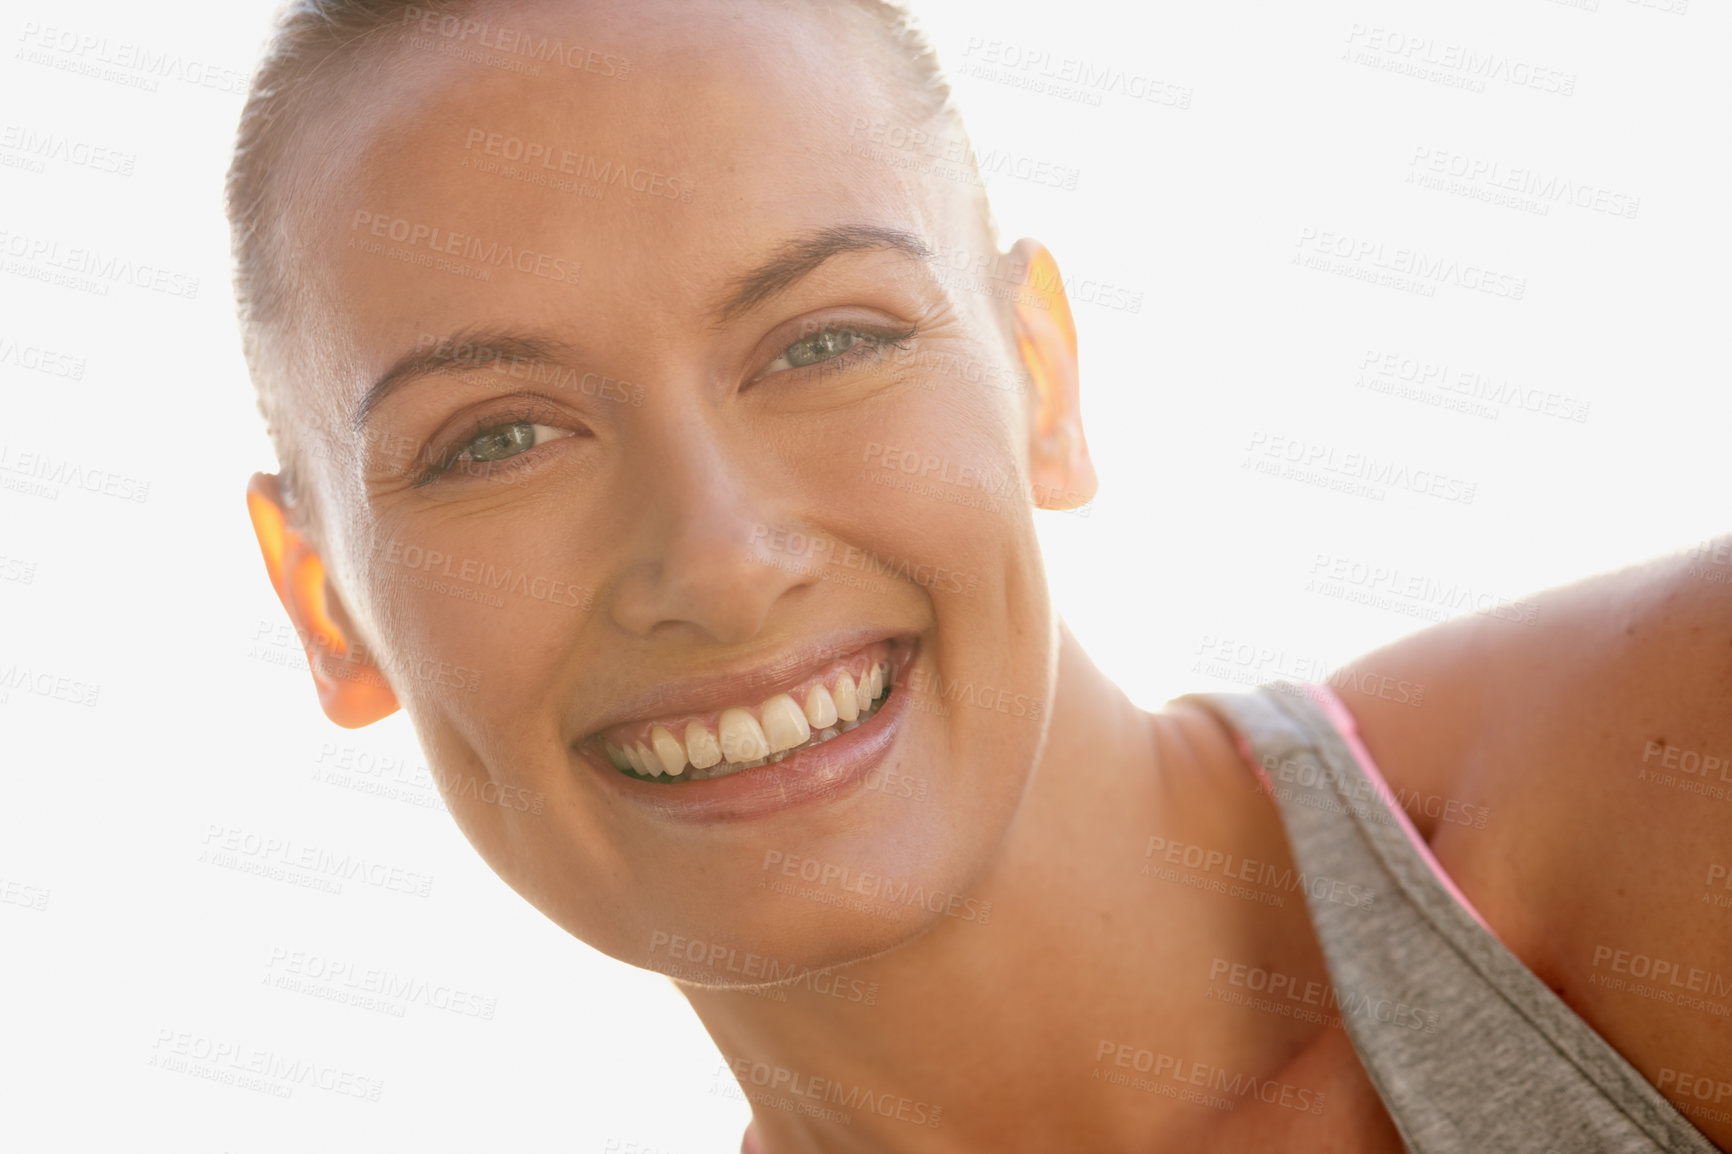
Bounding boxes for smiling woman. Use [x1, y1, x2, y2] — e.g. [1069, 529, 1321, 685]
[224, 2, 1732, 1153]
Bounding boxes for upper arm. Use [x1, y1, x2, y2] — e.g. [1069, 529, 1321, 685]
[1329, 536, 1732, 1143]
[1530, 537, 1732, 1144]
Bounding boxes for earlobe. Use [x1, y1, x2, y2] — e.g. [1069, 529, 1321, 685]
[245, 473, 399, 728]
[1008, 239, 1098, 512]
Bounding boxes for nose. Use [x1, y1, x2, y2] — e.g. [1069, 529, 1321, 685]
[605, 408, 811, 644]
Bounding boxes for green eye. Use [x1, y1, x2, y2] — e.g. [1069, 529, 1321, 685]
[466, 422, 540, 461]
[777, 328, 860, 370]
[760, 323, 917, 377]
[423, 420, 573, 485]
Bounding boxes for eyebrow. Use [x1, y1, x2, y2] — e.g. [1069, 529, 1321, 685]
[352, 224, 935, 431]
[709, 224, 935, 325]
[351, 330, 577, 433]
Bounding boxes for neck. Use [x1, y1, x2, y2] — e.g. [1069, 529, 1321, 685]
[683, 623, 1314, 1154]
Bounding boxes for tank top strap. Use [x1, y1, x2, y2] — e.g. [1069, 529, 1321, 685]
[1174, 681, 1720, 1154]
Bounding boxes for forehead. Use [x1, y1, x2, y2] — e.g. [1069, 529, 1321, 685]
[290, 0, 968, 387]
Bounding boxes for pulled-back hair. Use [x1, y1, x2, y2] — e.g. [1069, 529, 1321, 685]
[223, 0, 980, 506]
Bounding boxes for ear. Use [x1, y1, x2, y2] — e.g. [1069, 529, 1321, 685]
[1007, 238, 1098, 512]
[245, 472, 399, 728]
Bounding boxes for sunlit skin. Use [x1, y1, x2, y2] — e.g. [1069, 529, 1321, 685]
[241, 2, 1732, 1151]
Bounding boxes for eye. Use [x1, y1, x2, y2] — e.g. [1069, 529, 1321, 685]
[418, 419, 576, 485]
[761, 324, 916, 376]
[458, 421, 569, 463]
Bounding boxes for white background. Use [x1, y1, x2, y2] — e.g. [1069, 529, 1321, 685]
[1, 0, 1726, 1150]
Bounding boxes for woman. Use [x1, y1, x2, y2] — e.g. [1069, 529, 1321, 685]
[228, 1, 1732, 1150]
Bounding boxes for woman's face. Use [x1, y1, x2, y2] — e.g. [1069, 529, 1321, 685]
[270, 0, 1070, 974]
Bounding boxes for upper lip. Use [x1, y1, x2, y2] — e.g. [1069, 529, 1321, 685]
[569, 627, 911, 744]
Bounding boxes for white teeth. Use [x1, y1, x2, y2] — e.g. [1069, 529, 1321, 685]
[761, 694, 812, 753]
[833, 672, 860, 722]
[718, 707, 771, 763]
[803, 684, 839, 729]
[608, 657, 899, 780]
[650, 727, 687, 776]
[685, 721, 721, 769]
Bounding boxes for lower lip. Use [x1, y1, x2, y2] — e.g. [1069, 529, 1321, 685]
[578, 642, 919, 825]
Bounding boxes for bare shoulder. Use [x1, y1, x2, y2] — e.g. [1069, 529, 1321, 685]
[1329, 535, 1732, 1144]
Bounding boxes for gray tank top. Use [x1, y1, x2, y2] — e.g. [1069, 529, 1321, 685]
[1178, 682, 1722, 1154]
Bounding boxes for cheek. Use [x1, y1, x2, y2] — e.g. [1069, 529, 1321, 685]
[362, 522, 594, 728]
[819, 375, 1030, 566]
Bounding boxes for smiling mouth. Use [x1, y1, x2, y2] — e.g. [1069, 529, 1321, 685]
[580, 640, 910, 784]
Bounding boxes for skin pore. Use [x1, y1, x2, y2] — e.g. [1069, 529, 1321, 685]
[237, 1, 1420, 1150]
